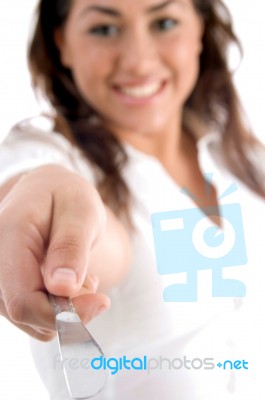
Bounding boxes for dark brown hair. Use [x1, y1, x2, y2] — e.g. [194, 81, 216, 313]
[28, 0, 265, 219]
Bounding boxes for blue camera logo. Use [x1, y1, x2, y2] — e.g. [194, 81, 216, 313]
[151, 184, 247, 302]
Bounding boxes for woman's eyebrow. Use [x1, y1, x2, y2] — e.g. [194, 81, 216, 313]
[78, 5, 121, 19]
[147, 0, 185, 14]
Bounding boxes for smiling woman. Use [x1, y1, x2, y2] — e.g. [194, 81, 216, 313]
[0, 0, 265, 400]
[54, 0, 204, 144]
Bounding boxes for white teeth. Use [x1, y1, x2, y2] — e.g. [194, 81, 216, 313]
[119, 82, 162, 98]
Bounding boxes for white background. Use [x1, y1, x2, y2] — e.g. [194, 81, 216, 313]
[0, 1, 264, 399]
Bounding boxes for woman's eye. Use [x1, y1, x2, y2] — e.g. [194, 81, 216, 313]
[89, 25, 120, 37]
[153, 18, 178, 32]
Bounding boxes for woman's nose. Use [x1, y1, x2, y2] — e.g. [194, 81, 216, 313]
[117, 29, 158, 76]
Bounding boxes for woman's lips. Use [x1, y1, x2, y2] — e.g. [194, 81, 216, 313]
[112, 80, 166, 103]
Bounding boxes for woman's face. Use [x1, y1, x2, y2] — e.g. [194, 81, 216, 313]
[57, 0, 203, 140]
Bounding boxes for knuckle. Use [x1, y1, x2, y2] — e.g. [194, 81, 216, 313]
[49, 236, 82, 254]
[6, 295, 26, 324]
[0, 298, 7, 316]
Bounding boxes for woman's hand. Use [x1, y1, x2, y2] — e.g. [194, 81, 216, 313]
[0, 164, 128, 341]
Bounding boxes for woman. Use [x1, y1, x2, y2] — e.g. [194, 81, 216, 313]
[0, 0, 264, 398]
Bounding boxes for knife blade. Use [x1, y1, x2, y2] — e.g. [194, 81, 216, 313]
[49, 295, 108, 399]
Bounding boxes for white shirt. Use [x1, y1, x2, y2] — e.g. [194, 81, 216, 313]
[0, 117, 264, 399]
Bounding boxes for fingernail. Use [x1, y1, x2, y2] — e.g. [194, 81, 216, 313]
[51, 268, 77, 285]
[93, 304, 109, 318]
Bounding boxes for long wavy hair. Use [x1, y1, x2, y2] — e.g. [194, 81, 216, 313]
[28, 0, 265, 218]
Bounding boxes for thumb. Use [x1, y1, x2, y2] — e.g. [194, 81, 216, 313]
[42, 186, 104, 297]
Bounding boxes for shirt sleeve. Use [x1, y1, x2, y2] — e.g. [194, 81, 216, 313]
[0, 117, 96, 186]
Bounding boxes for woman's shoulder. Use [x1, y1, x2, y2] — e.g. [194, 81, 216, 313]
[0, 115, 97, 185]
[5, 115, 75, 152]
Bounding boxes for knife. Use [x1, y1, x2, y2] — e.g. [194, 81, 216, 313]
[49, 294, 108, 399]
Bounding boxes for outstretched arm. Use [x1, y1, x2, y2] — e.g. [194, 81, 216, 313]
[0, 164, 131, 341]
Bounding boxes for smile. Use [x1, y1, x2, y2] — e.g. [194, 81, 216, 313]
[115, 81, 164, 99]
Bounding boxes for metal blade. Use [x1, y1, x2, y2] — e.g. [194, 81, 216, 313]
[54, 308, 108, 399]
